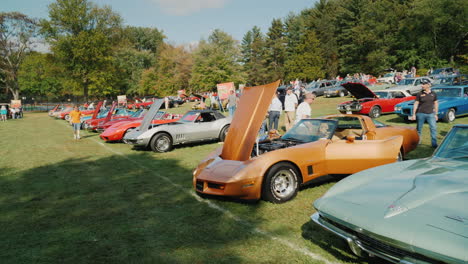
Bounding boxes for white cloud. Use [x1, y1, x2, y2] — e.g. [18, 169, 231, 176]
[150, 0, 228, 16]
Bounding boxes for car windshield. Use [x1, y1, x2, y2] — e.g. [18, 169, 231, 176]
[397, 79, 414, 85]
[281, 119, 338, 143]
[131, 109, 143, 117]
[374, 91, 389, 98]
[372, 119, 387, 128]
[431, 88, 462, 97]
[383, 73, 393, 77]
[435, 126, 468, 159]
[153, 111, 165, 120]
[180, 111, 200, 122]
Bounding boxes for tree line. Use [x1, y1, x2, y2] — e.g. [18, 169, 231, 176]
[1, 0, 466, 101]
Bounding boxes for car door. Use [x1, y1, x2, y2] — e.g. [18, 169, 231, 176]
[191, 112, 220, 141]
[324, 136, 403, 174]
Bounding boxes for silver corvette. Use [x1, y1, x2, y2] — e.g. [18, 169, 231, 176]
[123, 99, 231, 152]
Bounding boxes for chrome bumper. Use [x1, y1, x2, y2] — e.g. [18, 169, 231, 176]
[311, 212, 434, 264]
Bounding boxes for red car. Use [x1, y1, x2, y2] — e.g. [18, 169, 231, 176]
[84, 102, 135, 131]
[59, 107, 95, 120]
[100, 112, 181, 142]
[338, 82, 415, 118]
[127, 97, 157, 109]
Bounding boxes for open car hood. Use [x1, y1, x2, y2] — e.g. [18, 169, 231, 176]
[91, 101, 103, 120]
[341, 82, 377, 99]
[137, 99, 163, 132]
[221, 80, 280, 161]
[104, 102, 117, 123]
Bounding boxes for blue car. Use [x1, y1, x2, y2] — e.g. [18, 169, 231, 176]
[394, 85, 468, 122]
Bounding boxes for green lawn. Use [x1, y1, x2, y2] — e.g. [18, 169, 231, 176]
[0, 96, 466, 264]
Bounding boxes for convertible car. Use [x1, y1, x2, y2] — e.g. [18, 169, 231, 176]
[123, 100, 231, 152]
[312, 124, 468, 264]
[193, 81, 419, 203]
[338, 82, 415, 118]
[394, 85, 468, 122]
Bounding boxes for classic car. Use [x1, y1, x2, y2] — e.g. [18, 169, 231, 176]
[429, 67, 459, 79]
[338, 82, 415, 118]
[193, 81, 419, 203]
[432, 74, 468, 87]
[305, 80, 337, 96]
[312, 124, 468, 264]
[377, 72, 398, 84]
[390, 77, 433, 95]
[100, 103, 182, 142]
[394, 85, 468, 122]
[123, 100, 231, 152]
[48, 104, 61, 116]
[323, 82, 349, 97]
[83, 103, 135, 131]
[99, 113, 181, 142]
[59, 106, 95, 120]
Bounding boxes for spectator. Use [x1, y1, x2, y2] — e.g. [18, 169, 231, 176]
[283, 87, 298, 131]
[227, 90, 238, 116]
[164, 96, 169, 109]
[0, 106, 7, 121]
[268, 92, 282, 130]
[411, 80, 438, 148]
[295, 93, 315, 123]
[69, 105, 83, 140]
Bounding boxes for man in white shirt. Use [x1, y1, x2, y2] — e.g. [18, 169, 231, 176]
[268, 92, 282, 130]
[295, 93, 315, 123]
[284, 88, 298, 131]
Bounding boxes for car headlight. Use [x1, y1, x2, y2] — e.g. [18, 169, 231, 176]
[395, 106, 401, 111]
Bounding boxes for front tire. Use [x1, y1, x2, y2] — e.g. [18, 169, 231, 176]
[442, 108, 455, 122]
[262, 162, 299, 203]
[64, 114, 70, 121]
[150, 133, 173, 152]
[369, 106, 381, 118]
[339, 91, 345, 97]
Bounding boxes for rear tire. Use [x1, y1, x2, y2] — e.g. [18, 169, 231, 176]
[339, 91, 345, 97]
[219, 125, 230, 142]
[150, 133, 173, 152]
[262, 162, 299, 203]
[442, 108, 455, 122]
[369, 106, 381, 118]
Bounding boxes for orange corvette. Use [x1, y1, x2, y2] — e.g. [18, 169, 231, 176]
[193, 81, 419, 203]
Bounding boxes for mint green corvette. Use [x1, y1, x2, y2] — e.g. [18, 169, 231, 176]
[312, 124, 468, 264]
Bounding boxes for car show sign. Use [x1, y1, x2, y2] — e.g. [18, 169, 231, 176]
[217, 82, 235, 100]
[11, 100, 21, 108]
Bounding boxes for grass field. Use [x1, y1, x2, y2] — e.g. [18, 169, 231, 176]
[1, 95, 466, 264]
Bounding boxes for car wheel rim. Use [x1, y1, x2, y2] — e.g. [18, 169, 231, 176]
[157, 136, 170, 151]
[339, 92, 344, 97]
[271, 169, 295, 198]
[449, 110, 455, 121]
[372, 108, 380, 118]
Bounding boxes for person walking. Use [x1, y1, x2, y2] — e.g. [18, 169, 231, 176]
[284, 87, 298, 130]
[268, 92, 282, 130]
[69, 105, 83, 140]
[411, 80, 438, 148]
[295, 93, 315, 123]
[227, 90, 238, 117]
[0, 106, 7, 121]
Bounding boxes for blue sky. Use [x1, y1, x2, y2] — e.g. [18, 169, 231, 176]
[2, 0, 316, 45]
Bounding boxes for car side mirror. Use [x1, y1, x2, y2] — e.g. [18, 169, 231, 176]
[346, 135, 355, 143]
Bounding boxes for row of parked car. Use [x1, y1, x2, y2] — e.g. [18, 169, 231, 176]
[49, 80, 467, 263]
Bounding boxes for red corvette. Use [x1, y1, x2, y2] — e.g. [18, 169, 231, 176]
[59, 107, 95, 120]
[100, 112, 181, 142]
[338, 82, 415, 118]
[127, 97, 157, 109]
[84, 102, 135, 131]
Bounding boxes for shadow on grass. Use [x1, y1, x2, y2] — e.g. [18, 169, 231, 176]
[0, 153, 259, 263]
